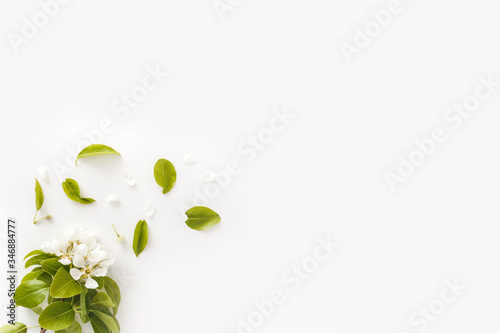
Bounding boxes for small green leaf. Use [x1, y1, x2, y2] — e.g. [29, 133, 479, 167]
[75, 144, 121, 166]
[24, 250, 46, 261]
[55, 321, 82, 333]
[37, 272, 53, 286]
[80, 286, 89, 323]
[185, 206, 221, 231]
[89, 312, 110, 333]
[32, 307, 43, 315]
[38, 302, 75, 331]
[14, 280, 48, 308]
[101, 277, 121, 315]
[21, 269, 43, 283]
[92, 310, 119, 332]
[25, 253, 57, 268]
[132, 220, 148, 257]
[35, 178, 44, 211]
[154, 158, 177, 194]
[41, 258, 64, 276]
[62, 178, 95, 204]
[91, 292, 115, 308]
[50, 268, 82, 298]
[0, 322, 27, 333]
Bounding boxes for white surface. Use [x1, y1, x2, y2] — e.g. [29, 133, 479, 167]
[1, 0, 500, 332]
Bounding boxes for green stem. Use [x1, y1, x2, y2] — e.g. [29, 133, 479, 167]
[34, 215, 52, 224]
[112, 224, 121, 237]
[33, 210, 38, 224]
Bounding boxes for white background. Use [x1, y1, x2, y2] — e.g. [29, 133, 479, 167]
[1, 0, 500, 332]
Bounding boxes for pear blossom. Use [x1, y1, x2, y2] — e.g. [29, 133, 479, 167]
[41, 227, 115, 289]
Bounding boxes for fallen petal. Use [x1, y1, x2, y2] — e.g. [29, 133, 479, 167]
[183, 153, 198, 165]
[201, 171, 216, 183]
[144, 200, 156, 218]
[106, 194, 120, 204]
[38, 166, 50, 183]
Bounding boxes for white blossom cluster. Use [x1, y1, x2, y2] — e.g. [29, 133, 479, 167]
[41, 227, 115, 289]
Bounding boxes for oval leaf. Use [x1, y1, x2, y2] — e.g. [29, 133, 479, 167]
[89, 312, 110, 333]
[132, 220, 148, 257]
[39, 302, 75, 331]
[75, 144, 121, 166]
[14, 280, 48, 308]
[101, 277, 121, 315]
[92, 310, 119, 333]
[24, 250, 46, 261]
[91, 292, 115, 309]
[35, 178, 44, 211]
[41, 258, 64, 276]
[154, 159, 177, 194]
[185, 206, 221, 231]
[21, 269, 43, 283]
[55, 321, 82, 333]
[50, 267, 82, 298]
[62, 179, 95, 204]
[0, 322, 27, 333]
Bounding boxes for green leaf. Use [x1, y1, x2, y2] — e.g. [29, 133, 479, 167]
[91, 292, 115, 308]
[132, 220, 148, 257]
[50, 268, 82, 298]
[101, 277, 120, 315]
[93, 277, 105, 290]
[62, 178, 95, 204]
[41, 258, 64, 276]
[24, 249, 46, 261]
[14, 280, 48, 308]
[92, 310, 120, 332]
[55, 321, 82, 333]
[0, 322, 27, 333]
[75, 144, 121, 166]
[32, 307, 43, 315]
[80, 286, 89, 323]
[37, 272, 53, 286]
[89, 312, 110, 333]
[38, 302, 75, 331]
[35, 178, 44, 211]
[185, 206, 221, 231]
[21, 269, 43, 283]
[154, 158, 177, 194]
[25, 253, 57, 268]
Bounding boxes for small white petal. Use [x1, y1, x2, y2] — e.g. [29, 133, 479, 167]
[144, 200, 156, 218]
[201, 171, 216, 183]
[183, 154, 198, 165]
[106, 194, 120, 203]
[99, 256, 116, 268]
[70, 268, 83, 280]
[38, 166, 50, 183]
[85, 277, 99, 289]
[93, 267, 108, 277]
[59, 257, 71, 265]
[116, 236, 125, 243]
[73, 254, 85, 268]
[123, 170, 136, 186]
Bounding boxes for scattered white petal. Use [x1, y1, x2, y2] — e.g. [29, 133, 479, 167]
[123, 170, 137, 186]
[85, 277, 99, 289]
[106, 194, 120, 204]
[201, 171, 216, 183]
[38, 166, 50, 183]
[183, 153, 198, 165]
[70, 268, 83, 280]
[144, 200, 156, 218]
[116, 236, 125, 243]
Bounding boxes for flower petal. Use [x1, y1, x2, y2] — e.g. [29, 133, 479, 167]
[93, 267, 108, 277]
[59, 257, 71, 265]
[70, 268, 83, 280]
[85, 277, 99, 289]
[72, 254, 85, 268]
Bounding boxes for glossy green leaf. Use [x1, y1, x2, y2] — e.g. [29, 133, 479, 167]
[25, 253, 57, 268]
[32, 307, 43, 315]
[89, 313, 110, 333]
[132, 220, 148, 257]
[24, 250, 46, 261]
[35, 178, 44, 211]
[55, 321, 81, 333]
[50, 268, 82, 298]
[91, 292, 115, 308]
[80, 286, 89, 323]
[21, 269, 43, 283]
[93, 277, 105, 290]
[14, 280, 48, 308]
[154, 158, 177, 194]
[101, 277, 120, 315]
[75, 144, 121, 166]
[62, 178, 95, 204]
[0, 322, 27, 333]
[41, 258, 64, 276]
[38, 302, 75, 331]
[92, 310, 119, 332]
[37, 272, 53, 286]
[185, 206, 221, 231]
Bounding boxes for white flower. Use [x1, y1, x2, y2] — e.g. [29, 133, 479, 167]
[85, 277, 99, 289]
[39, 227, 116, 289]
